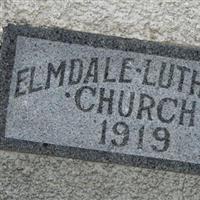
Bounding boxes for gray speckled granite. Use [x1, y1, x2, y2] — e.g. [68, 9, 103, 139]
[1, 24, 200, 174]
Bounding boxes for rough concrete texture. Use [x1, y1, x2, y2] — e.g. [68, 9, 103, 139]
[1, 0, 200, 199]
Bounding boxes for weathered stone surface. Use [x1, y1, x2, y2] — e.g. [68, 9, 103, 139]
[1, 1, 200, 200]
[1, 24, 200, 174]
[2, 0, 200, 47]
[0, 150, 191, 200]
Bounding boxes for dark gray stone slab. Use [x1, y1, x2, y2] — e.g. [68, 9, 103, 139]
[1, 24, 200, 174]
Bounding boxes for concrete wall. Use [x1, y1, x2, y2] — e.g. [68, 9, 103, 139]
[1, 0, 200, 199]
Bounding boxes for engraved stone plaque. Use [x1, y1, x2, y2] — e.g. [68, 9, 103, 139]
[1, 24, 200, 174]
